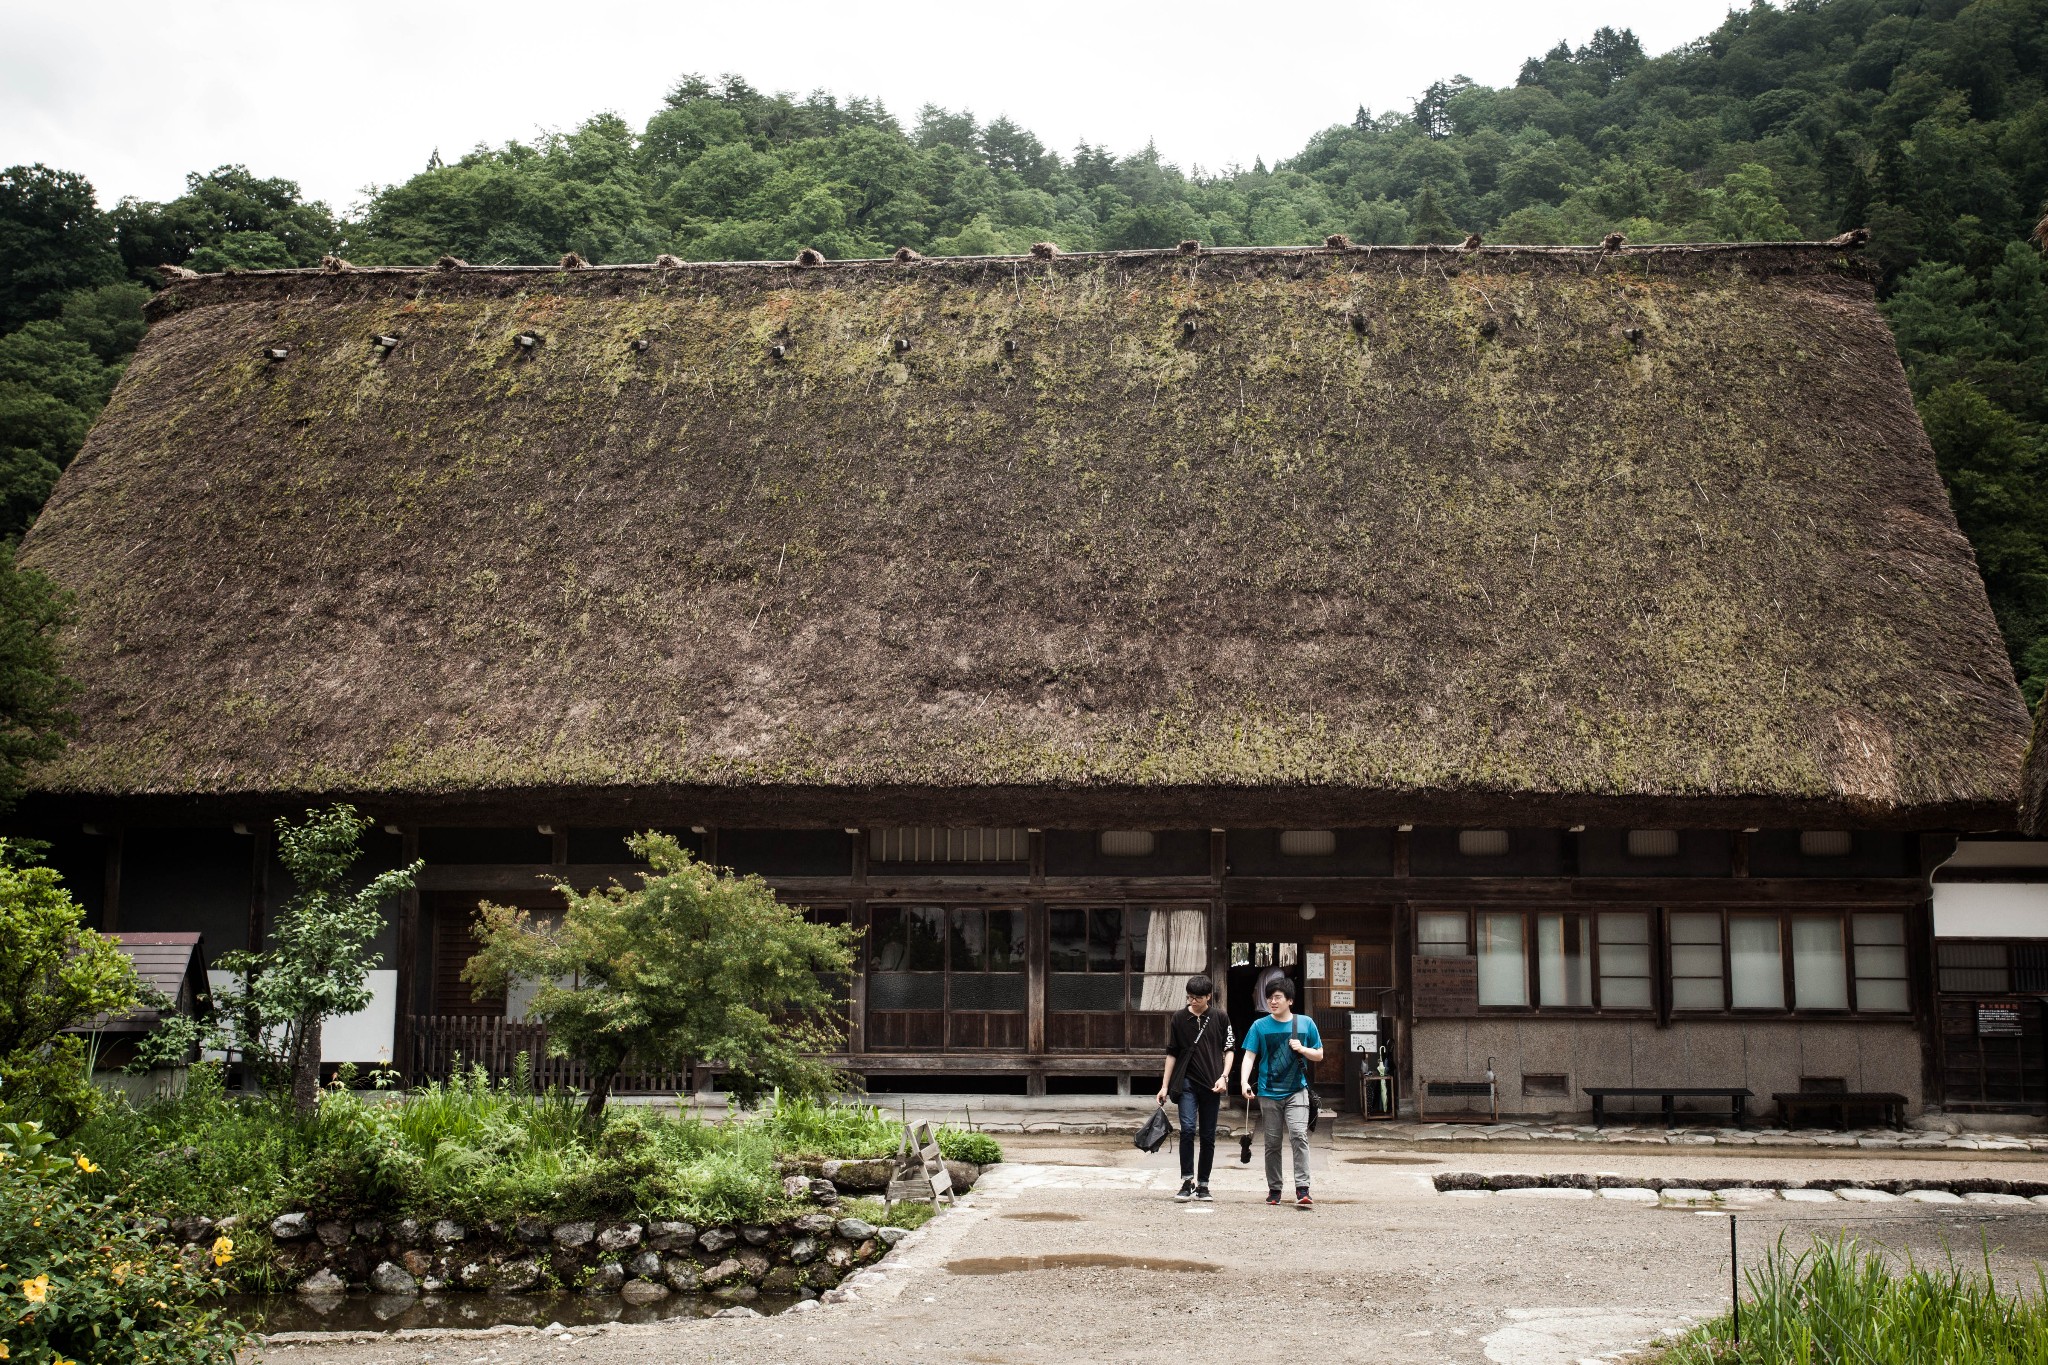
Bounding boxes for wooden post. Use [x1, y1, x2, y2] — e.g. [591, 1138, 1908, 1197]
[550, 826, 568, 871]
[1209, 830, 1229, 990]
[245, 824, 269, 953]
[393, 826, 421, 1083]
[101, 828, 123, 933]
[849, 829, 868, 1056]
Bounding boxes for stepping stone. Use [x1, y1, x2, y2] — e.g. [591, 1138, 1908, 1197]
[1780, 1189, 1840, 1203]
[1904, 1189, 1964, 1204]
[1720, 1188, 1780, 1203]
[1858, 1138, 1901, 1149]
[1836, 1188, 1899, 1202]
[1441, 1190, 1492, 1199]
[1659, 1188, 1718, 1203]
[1498, 1187, 1595, 1199]
[1597, 1187, 1658, 1202]
[1963, 1193, 2030, 1206]
[2029, 1194, 2048, 1207]
[1815, 1135, 1860, 1147]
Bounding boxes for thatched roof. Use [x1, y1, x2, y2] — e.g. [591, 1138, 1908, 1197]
[17, 243, 2033, 829]
[2023, 701, 2048, 835]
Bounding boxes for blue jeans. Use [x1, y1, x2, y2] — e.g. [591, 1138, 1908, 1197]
[1176, 1086, 1222, 1183]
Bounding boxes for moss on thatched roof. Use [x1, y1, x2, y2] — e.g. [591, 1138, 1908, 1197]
[17, 243, 2032, 827]
[2023, 701, 2048, 835]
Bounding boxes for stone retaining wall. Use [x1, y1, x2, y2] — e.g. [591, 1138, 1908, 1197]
[166, 1186, 933, 1304]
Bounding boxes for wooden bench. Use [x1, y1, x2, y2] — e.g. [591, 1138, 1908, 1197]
[1772, 1091, 1908, 1130]
[1585, 1086, 1752, 1129]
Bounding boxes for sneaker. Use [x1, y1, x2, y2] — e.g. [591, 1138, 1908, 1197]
[1175, 1179, 1195, 1201]
[1296, 1189, 1314, 1209]
[1266, 1189, 1283, 1205]
[1195, 1186, 1213, 1201]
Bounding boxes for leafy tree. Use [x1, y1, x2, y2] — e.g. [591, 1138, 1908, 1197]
[0, 165, 121, 333]
[1410, 183, 1458, 243]
[465, 833, 856, 1119]
[108, 165, 341, 278]
[211, 805, 419, 1114]
[0, 847, 139, 1131]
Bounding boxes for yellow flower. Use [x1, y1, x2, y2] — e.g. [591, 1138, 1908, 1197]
[0, 1339, 11, 1359]
[18, 1277, 47, 1306]
[210, 1237, 233, 1267]
[110, 1262, 131, 1285]
[73, 1156, 98, 1175]
[53, 1356, 75, 1365]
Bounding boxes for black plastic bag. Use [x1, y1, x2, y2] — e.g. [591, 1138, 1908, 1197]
[1134, 1104, 1171, 1153]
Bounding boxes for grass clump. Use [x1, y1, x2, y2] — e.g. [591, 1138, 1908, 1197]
[72, 1061, 976, 1238]
[1657, 1235, 2048, 1364]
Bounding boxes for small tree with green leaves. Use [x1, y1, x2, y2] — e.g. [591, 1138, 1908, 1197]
[0, 843, 140, 1131]
[466, 833, 856, 1120]
[212, 805, 418, 1114]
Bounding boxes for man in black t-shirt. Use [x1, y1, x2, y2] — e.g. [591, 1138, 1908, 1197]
[1156, 974, 1235, 1201]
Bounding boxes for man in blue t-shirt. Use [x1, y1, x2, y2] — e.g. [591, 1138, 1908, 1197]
[1236, 978, 1323, 1208]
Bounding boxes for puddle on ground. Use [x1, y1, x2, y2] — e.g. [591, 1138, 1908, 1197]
[229, 1289, 805, 1334]
[1001, 1211, 1086, 1222]
[947, 1254, 1220, 1276]
[1347, 1154, 1441, 1166]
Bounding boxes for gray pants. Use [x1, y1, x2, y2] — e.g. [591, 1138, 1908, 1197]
[1259, 1090, 1311, 1192]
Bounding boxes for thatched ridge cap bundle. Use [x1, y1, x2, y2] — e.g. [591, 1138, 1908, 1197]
[142, 234, 1878, 292]
[28, 235, 2029, 827]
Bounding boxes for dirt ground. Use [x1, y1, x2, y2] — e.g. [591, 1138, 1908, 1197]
[264, 1132, 2048, 1365]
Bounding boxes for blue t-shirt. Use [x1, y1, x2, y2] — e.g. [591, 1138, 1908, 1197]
[1242, 1013, 1322, 1099]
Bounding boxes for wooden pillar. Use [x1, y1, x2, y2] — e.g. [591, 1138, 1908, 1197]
[549, 826, 568, 871]
[393, 826, 421, 1083]
[102, 828, 123, 933]
[1209, 830, 1229, 990]
[1732, 830, 1751, 878]
[1026, 829, 1047, 1095]
[245, 825, 269, 953]
[848, 828, 868, 1057]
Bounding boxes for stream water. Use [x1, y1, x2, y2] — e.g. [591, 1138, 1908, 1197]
[231, 1290, 806, 1334]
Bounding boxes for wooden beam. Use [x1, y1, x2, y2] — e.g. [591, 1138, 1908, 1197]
[415, 864, 1932, 905]
[832, 1052, 1163, 1074]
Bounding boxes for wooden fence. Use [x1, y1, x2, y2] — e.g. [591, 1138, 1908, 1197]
[407, 1015, 694, 1095]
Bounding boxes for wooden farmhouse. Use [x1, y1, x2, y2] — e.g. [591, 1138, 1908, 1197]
[15, 238, 2047, 1120]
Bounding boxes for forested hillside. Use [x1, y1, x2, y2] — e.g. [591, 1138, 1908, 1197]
[2, 0, 2044, 702]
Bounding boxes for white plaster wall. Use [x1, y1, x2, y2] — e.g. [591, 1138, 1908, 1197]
[1412, 1017, 1923, 1118]
[321, 969, 398, 1064]
[1933, 883, 2048, 939]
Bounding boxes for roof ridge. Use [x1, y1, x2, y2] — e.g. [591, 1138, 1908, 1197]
[155, 238, 1872, 284]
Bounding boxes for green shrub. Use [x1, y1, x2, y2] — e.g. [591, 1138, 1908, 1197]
[936, 1128, 1003, 1165]
[0, 1118, 250, 1365]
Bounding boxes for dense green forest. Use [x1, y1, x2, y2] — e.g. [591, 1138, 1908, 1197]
[2, 0, 2044, 704]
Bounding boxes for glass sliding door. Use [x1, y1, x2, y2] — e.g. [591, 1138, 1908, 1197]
[867, 904, 1025, 1050]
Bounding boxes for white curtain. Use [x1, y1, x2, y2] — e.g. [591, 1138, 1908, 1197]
[1139, 909, 1209, 1010]
[1791, 916, 1848, 1009]
[1476, 913, 1529, 1007]
[1730, 916, 1786, 1009]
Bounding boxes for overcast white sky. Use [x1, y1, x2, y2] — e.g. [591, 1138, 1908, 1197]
[3, 0, 1743, 214]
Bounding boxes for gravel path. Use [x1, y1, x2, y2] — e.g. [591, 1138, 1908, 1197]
[263, 1135, 2048, 1365]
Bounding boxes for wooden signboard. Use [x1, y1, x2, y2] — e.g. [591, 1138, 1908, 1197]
[1978, 1002, 2024, 1037]
[1412, 955, 1480, 1018]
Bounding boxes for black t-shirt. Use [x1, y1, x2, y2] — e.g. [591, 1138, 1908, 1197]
[1164, 1005, 1235, 1092]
